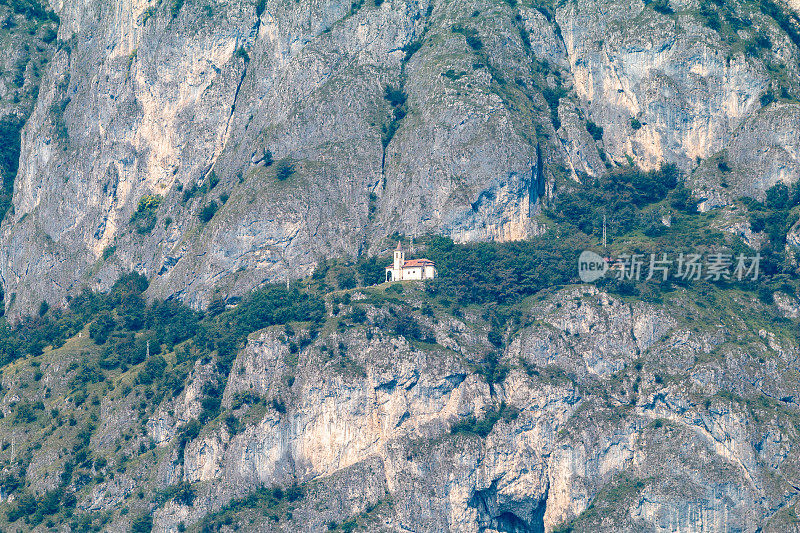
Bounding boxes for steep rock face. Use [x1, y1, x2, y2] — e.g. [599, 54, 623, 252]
[560, 1, 764, 167]
[542, 0, 800, 206]
[2, 0, 800, 315]
[0, 4, 58, 231]
[126, 286, 800, 532]
[0, 0, 546, 315]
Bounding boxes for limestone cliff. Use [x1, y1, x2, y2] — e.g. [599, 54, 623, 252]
[1, 0, 798, 315]
[3, 282, 798, 532]
[0, 2, 799, 528]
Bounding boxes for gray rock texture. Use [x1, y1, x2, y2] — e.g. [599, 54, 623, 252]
[129, 285, 799, 532]
[2, 280, 800, 531]
[1, 0, 799, 315]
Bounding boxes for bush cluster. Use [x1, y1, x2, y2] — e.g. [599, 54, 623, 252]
[742, 181, 800, 277]
[550, 164, 679, 236]
[382, 86, 408, 148]
[130, 195, 162, 234]
[451, 402, 519, 438]
[452, 24, 483, 50]
[0, 118, 23, 222]
[197, 484, 303, 531]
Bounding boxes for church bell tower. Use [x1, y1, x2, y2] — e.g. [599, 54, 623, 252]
[393, 242, 404, 272]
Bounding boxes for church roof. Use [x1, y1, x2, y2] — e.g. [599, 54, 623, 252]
[385, 258, 435, 270]
[402, 259, 434, 267]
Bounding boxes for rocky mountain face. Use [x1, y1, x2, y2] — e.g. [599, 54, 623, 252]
[0, 0, 798, 316]
[0, 2, 58, 228]
[168, 287, 800, 533]
[4, 282, 800, 532]
[0, 0, 799, 532]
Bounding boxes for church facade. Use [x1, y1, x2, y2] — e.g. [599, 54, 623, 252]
[385, 243, 436, 282]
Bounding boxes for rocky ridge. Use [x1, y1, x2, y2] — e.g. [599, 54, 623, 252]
[0, 281, 795, 531]
[0, 0, 798, 315]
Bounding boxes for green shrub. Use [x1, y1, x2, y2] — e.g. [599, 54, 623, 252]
[765, 182, 790, 210]
[386, 283, 404, 294]
[69, 363, 104, 390]
[138, 355, 167, 385]
[384, 309, 434, 343]
[198, 201, 219, 223]
[341, 519, 359, 532]
[477, 351, 509, 383]
[0, 118, 23, 222]
[182, 183, 200, 203]
[170, 0, 184, 18]
[7, 0, 50, 18]
[746, 32, 771, 57]
[275, 160, 294, 181]
[699, 2, 721, 30]
[745, 182, 800, 278]
[231, 285, 325, 334]
[234, 47, 249, 62]
[136, 195, 162, 212]
[197, 484, 304, 531]
[177, 419, 201, 461]
[142, 6, 156, 23]
[349, 0, 364, 15]
[402, 40, 422, 61]
[207, 172, 220, 190]
[225, 414, 241, 435]
[7, 492, 37, 522]
[131, 514, 153, 533]
[14, 402, 38, 424]
[384, 86, 407, 108]
[154, 482, 196, 506]
[89, 312, 116, 345]
[201, 284, 324, 374]
[451, 402, 519, 438]
[271, 397, 286, 413]
[542, 87, 566, 130]
[336, 268, 357, 290]
[425, 236, 574, 306]
[263, 149, 274, 167]
[424, 165, 688, 306]
[649, 0, 673, 14]
[348, 307, 367, 324]
[382, 86, 408, 147]
[452, 25, 483, 50]
[586, 120, 603, 140]
[758, 0, 800, 51]
[131, 195, 161, 234]
[382, 120, 401, 148]
[357, 255, 387, 286]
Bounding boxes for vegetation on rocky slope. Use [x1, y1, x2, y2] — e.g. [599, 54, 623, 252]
[0, 0, 57, 224]
[0, 168, 798, 529]
[0, 0, 799, 530]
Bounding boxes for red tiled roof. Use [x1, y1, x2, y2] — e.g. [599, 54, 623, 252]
[402, 259, 434, 267]
[385, 258, 435, 269]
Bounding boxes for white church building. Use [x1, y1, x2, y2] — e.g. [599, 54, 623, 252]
[385, 243, 437, 282]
